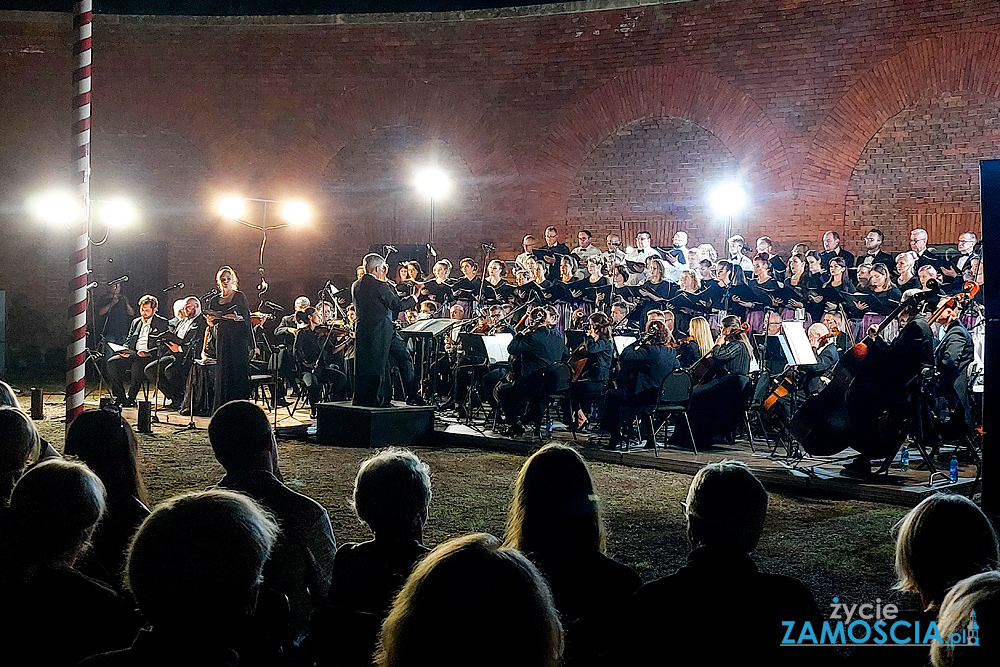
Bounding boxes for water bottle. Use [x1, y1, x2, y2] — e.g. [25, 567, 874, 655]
[546, 421, 553, 438]
[950, 456, 959, 484]
[899, 445, 909, 471]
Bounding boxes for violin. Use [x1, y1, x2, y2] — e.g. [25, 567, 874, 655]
[314, 323, 351, 337]
[688, 323, 750, 385]
[666, 335, 695, 349]
[927, 281, 979, 325]
[250, 311, 273, 327]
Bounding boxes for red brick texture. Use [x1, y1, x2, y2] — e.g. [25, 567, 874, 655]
[0, 2, 998, 353]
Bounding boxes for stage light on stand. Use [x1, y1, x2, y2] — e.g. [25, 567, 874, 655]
[30, 190, 80, 226]
[283, 201, 310, 225]
[709, 181, 748, 218]
[218, 196, 246, 220]
[413, 167, 451, 244]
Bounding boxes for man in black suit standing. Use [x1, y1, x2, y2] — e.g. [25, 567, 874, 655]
[352, 254, 417, 407]
[819, 230, 855, 271]
[855, 228, 895, 276]
[538, 225, 572, 282]
[106, 294, 169, 407]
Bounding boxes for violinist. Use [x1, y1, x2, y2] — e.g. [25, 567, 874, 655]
[602, 319, 679, 450]
[569, 312, 614, 431]
[495, 307, 569, 437]
[274, 296, 311, 400]
[610, 302, 637, 335]
[820, 311, 850, 355]
[669, 315, 753, 449]
[799, 323, 841, 396]
[684, 317, 712, 369]
[293, 307, 348, 412]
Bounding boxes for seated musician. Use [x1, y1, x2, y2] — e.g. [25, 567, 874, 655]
[293, 307, 348, 413]
[931, 295, 974, 444]
[610, 302, 637, 334]
[160, 296, 207, 411]
[841, 289, 935, 478]
[684, 317, 712, 369]
[602, 320, 679, 450]
[669, 315, 753, 449]
[496, 307, 569, 437]
[820, 311, 850, 355]
[773, 323, 840, 424]
[754, 311, 787, 377]
[107, 294, 169, 408]
[570, 312, 614, 431]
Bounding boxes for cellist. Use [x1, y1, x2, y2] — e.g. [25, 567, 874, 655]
[569, 312, 614, 431]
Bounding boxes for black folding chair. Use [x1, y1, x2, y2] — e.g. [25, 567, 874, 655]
[645, 369, 696, 455]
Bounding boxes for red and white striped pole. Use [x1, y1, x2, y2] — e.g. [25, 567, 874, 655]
[66, 0, 92, 428]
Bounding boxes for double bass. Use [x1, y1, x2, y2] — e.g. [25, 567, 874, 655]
[788, 283, 972, 457]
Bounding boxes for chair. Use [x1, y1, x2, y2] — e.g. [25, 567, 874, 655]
[644, 369, 696, 455]
[537, 361, 573, 441]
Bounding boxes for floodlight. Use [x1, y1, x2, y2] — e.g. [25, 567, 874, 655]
[708, 181, 748, 218]
[282, 201, 309, 225]
[218, 196, 246, 219]
[32, 191, 80, 226]
[414, 167, 452, 200]
[99, 198, 136, 226]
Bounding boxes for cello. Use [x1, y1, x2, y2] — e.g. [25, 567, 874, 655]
[787, 285, 955, 457]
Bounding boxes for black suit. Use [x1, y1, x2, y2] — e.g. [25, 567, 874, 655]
[799, 342, 839, 395]
[106, 314, 169, 404]
[604, 342, 679, 447]
[351, 274, 416, 406]
[855, 249, 894, 271]
[935, 320, 974, 433]
[496, 327, 568, 425]
[152, 314, 207, 405]
[820, 247, 855, 271]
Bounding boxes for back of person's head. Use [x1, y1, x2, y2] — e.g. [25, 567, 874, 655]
[126, 490, 278, 628]
[645, 319, 672, 345]
[894, 494, 999, 608]
[209, 400, 275, 471]
[376, 533, 562, 667]
[7, 459, 106, 570]
[685, 460, 767, 553]
[353, 448, 431, 539]
[504, 444, 604, 556]
[0, 406, 41, 505]
[932, 571, 1000, 667]
[0, 381, 18, 408]
[64, 408, 147, 506]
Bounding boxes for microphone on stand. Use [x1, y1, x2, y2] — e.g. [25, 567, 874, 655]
[482, 242, 496, 253]
[162, 282, 185, 292]
[384, 245, 398, 254]
[108, 275, 129, 285]
[427, 244, 438, 257]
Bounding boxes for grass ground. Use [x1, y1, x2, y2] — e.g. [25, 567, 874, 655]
[22, 386, 914, 612]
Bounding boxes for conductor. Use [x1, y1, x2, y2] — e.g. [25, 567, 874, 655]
[352, 253, 417, 407]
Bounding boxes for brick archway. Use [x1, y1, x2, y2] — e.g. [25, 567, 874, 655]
[800, 31, 1000, 208]
[532, 64, 792, 226]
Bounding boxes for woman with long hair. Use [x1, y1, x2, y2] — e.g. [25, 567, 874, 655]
[855, 263, 902, 341]
[684, 316, 713, 368]
[569, 312, 613, 431]
[205, 266, 254, 408]
[503, 444, 639, 667]
[484, 259, 513, 305]
[64, 408, 151, 589]
[786, 252, 819, 325]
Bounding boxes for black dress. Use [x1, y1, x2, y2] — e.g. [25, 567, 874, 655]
[207, 290, 253, 410]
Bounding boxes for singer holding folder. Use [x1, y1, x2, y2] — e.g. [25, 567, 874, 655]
[106, 294, 169, 407]
[204, 266, 254, 410]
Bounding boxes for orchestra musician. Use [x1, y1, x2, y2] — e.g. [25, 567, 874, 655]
[772, 323, 841, 424]
[569, 312, 614, 431]
[602, 319, 679, 450]
[293, 307, 348, 413]
[932, 295, 975, 445]
[351, 253, 419, 408]
[495, 307, 569, 437]
[205, 266, 254, 409]
[274, 296, 311, 398]
[106, 294, 169, 408]
[684, 317, 713, 368]
[669, 315, 753, 449]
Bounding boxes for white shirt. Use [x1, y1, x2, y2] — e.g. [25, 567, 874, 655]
[730, 254, 754, 272]
[175, 317, 194, 342]
[136, 317, 153, 353]
[624, 246, 662, 285]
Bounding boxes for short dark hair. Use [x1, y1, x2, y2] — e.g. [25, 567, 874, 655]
[868, 228, 884, 242]
[825, 230, 841, 241]
[209, 400, 274, 470]
[544, 226, 558, 234]
[579, 230, 592, 238]
[138, 294, 158, 310]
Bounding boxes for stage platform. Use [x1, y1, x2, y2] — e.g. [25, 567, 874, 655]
[85, 393, 979, 509]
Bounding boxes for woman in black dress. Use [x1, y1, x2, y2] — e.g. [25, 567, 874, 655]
[206, 266, 253, 410]
[569, 312, 613, 430]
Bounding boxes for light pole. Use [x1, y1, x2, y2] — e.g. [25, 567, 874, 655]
[708, 180, 749, 246]
[413, 168, 451, 245]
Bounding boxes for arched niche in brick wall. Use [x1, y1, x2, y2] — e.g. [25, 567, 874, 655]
[307, 78, 524, 261]
[801, 30, 1000, 215]
[845, 91, 999, 250]
[534, 64, 792, 237]
[317, 126, 486, 278]
[565, 116, 743, 249]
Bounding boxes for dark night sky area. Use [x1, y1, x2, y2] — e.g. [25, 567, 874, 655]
[0, 0, 560, 14]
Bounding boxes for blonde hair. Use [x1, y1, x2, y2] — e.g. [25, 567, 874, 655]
[932, 571, 1000, 667]
[216, 266, 238, 290]
[376, 533, 563, 667]
[688, 317, 714, 362]
[894, 494, 999, 608]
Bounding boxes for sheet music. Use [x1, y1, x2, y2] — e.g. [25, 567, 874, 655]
[782, 322, 817, 365]
[613, 335, 637, 355]
[482, 333, 513, 364]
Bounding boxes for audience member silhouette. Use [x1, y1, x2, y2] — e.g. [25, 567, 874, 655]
[64, 408, 151, 590]
[0, 405, 41, 507]
[628, 460, 828, 666]
[79, 489, 280, 666]
[210, 399, 337, 650]
[503, 444, 640, 667]
[0, 382, 62, 460]
[375, 533, 563, 667]
[932, 571, 1000, 667]
[316, 447, 432, 667]
[0, 459, 136, 666]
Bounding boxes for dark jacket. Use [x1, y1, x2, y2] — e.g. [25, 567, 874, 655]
[351, 274, 416, 373]
[888, 315, 935, 394]
[800, 341, 840, 395]
[820, 248, 856, 271]
[629, 546, 829, 667]
[935, 320, 974, 427]
[124, 314, 170, 355]
[580, 337, 614, 383]
[218, 469, 337, 643]
[508, 327, 568, 379]
[712, 339, 752, 376]
[620, 341, 680, 394]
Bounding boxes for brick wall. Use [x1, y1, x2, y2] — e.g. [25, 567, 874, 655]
[0, 1, 998, 357]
